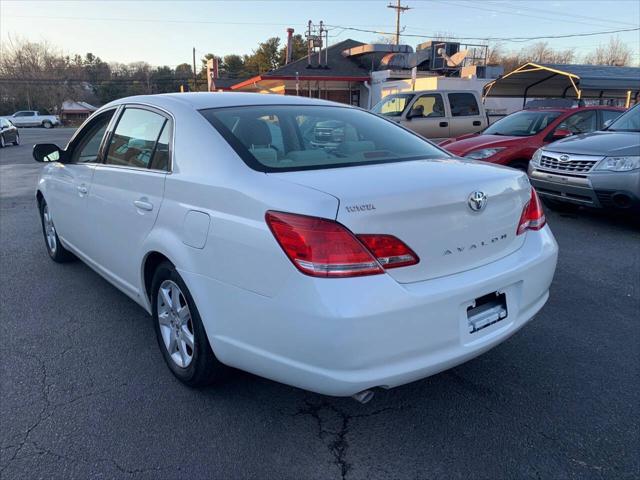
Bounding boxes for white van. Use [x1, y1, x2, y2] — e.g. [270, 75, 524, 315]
[371, 90, 487, 143]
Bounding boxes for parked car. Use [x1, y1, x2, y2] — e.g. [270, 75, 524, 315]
[371, 90, 487, 143]
[33, 93, 557, 399]
[529, 103, 640, 212]
[440, 106, 625, 170]
[3, 110, 60, 128]
[0, 118, 20, 147]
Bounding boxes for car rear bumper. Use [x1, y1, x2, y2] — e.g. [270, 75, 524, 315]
[181, 226, 558, 396]
[529, 167, 640, 210]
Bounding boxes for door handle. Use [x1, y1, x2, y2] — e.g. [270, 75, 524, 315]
[473, 120, 482, 126]
[134, 199, 154, 211]
[439, 121, 448, 127]
[77, 185, 88, 195]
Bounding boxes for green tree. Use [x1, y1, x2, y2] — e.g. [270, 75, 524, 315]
[245, 37, 281, 74]
[222, 54, 245, 78]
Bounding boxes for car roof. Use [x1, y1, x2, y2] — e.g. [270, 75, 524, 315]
[104, 92, 344, 111]
[523, 106, 625, 112]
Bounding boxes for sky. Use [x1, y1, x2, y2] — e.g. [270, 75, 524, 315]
[1, 0, 639, 67]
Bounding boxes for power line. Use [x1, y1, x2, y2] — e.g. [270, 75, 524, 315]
[483, 0, 639, 28]
[323, 24, 640, 43]
[420, 0, 639, 30]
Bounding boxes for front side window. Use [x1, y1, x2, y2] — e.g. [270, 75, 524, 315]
[557, 110, 597, 134]
[602, 109, 624, 128]
[607, 105, 640, 132]
[69, 110, 115, 163]
[409, 94, 445, 118]
[201, 105, 448, 172]
[448, 93, 480, 117]
[105, 108, 167, 169]
[371, 94, 414, 117]
[484, 110, 563, 137]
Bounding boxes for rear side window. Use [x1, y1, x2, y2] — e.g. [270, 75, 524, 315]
[105, 108, 168, 170]
[448, 93, 480, 117]
[200, 105, 449, 172]
[557, 110, 597, 134]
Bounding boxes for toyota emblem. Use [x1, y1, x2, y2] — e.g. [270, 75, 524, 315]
[468, 191, 488, 212]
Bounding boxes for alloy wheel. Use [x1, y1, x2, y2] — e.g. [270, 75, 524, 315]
[157, 280, 195, 368]
[42, 204, 57, 254]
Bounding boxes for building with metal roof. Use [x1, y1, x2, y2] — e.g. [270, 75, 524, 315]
[483, 63, 640, 108]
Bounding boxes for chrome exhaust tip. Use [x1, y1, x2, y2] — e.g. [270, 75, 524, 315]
[352, 389, 374, 404]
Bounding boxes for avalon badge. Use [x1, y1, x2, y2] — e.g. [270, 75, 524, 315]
[468, 191, 488, 212]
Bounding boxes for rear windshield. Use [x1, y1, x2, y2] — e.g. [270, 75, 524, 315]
[200, 105, 449, 172]
[484, 110, 563, 137]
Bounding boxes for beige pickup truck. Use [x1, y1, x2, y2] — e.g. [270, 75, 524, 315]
[371, 90, 487, 143]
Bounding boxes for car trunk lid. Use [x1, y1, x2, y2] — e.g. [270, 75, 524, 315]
[270, 159, 531, 283]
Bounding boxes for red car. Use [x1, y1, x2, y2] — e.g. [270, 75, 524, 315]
[440, 106, 625, 170]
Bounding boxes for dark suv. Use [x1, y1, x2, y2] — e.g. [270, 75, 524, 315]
[528, 104, 640, 212]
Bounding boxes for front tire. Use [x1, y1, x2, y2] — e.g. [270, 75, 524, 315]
[39, 200, 75, 262]
[0, 135, 5, 148]
[42, 120, 53, 129]
[151, 261, 225, 387]
[13, 133, 20, 146]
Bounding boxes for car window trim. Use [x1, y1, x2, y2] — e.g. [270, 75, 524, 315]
[64, 107, 120, 165]
[101, 104, 173, 173]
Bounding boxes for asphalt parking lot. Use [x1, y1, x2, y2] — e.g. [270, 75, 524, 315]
[1, 128, 638, 480]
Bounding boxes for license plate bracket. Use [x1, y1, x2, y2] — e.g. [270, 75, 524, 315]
[467, 292, 508, 334]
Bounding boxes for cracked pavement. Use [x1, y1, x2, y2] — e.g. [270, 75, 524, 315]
[1, 129, 639, 479]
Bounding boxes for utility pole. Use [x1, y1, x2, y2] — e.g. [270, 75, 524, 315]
[387, 0, 410, 45]
[192, 47, 197, 91]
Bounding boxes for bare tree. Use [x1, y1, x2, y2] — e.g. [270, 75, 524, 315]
[584, 36, 631, 66]
[0, 38, 83, 114]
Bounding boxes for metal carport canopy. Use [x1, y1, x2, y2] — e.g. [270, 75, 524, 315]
[483, 62, 640, 105]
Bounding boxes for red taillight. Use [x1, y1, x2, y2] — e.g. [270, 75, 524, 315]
[517, 188, 546, 235]
[265, 211, 418, 278]
[356, 234, 419, 269]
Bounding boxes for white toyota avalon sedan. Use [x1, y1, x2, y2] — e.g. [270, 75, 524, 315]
[33, 93, 558, 400]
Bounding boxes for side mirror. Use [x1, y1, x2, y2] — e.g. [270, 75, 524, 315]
[551, 128, 572, 140]
[33, 143, 65, 163]
[406, 107, 424, 120]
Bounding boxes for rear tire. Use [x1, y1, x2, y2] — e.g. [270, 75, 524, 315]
[13, 133, 20, 146]
[151, 261, 226, 387]
[39, 199, 75, 262]
[0, 135, 5, 148]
